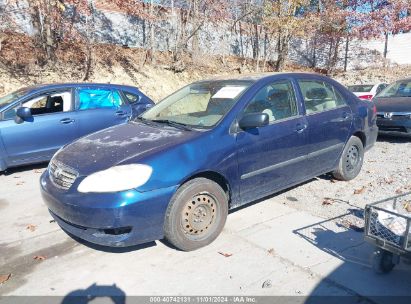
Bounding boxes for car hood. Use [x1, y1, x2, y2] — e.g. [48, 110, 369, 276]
[54, 122, 199, 176]
[374, 97, 411, 112]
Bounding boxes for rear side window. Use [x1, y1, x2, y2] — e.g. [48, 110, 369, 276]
[298, 80, 346, 114]
[78, 89, 123, 110]
[123, 92, 140, 103]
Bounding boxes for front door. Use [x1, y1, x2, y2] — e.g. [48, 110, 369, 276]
[74, 87, 132, 138]
[0, 90, 77, 166]
[236, 80, 309, 204]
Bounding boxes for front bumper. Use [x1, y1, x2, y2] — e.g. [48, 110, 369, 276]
[377, 117, 411, 134]
[41, 170, 177, 247]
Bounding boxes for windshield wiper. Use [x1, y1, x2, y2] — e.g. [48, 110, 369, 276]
[151, 119, 193, 131]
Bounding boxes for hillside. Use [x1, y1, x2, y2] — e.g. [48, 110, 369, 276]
[1, 43, 410, 101]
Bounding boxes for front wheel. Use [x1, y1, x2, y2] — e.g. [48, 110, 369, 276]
[164, 178, 228, 251]
[332, 136, 364, 181]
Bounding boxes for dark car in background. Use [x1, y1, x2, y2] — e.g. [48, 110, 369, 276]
[40, 73, 378, 251]
[0, 83, 154, 171]
[374, 77, 411, 136]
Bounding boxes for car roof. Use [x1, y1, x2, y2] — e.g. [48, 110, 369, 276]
[23, 83, 140, 93]
[198, 72, 329, 83]
[394, 77, 411, 83]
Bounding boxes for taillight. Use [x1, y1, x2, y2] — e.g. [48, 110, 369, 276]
[358, 94, 373, 101]
[373, 104, 377, 114]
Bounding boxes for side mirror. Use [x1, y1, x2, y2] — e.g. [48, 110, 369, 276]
[239, 113, 269, 130]
[16, 107, 32, 120]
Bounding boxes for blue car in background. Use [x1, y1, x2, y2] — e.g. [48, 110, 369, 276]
[40, 73, 378, 251]
[0, 83, 154, 171]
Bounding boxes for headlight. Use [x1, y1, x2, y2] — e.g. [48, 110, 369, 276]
[77, 164, 152, 193]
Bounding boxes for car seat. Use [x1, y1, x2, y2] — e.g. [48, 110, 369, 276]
[267, 89, 292, 120]
[46, 96, 64, 113]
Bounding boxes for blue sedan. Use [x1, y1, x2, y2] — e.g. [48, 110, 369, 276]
[40, 73, 378, 251]
[0, 83, 154, 171]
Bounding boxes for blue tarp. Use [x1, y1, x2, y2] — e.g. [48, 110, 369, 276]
[79, 89, 122, 110]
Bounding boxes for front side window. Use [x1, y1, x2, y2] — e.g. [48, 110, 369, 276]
[298, 80, 346, 114]
[78, 89, 123, 110]
[141, 80, 253, 128]
[243, 80, 298, 123]
[3, 91, 71, 120]
[378, 80, 411, 98]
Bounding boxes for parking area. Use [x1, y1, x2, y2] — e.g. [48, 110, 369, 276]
[0, 135, 410, 301]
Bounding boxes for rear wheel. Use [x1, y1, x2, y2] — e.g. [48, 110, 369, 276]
[164, 178, 228, 251]
[332, 136, 364, 181]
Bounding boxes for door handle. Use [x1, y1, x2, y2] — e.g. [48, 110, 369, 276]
[115, 111, 128, 117]
[60, 118, 75, 124]
[295, 123, 307, 133]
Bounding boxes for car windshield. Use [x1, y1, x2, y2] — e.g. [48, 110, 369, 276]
[140, 80, 253, 129]
[0, 88, 28, 108]
[378, 80, 411, 98]
[347, 85, 374, 92]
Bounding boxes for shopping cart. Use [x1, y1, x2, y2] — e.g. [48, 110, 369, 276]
[364, 192, 411, 273]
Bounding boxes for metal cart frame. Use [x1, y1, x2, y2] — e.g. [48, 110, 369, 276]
[364, 192, 411, 273]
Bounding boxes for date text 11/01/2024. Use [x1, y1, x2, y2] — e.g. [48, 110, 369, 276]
[149, 297, 257, 303]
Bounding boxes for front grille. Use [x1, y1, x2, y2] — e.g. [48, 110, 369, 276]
[49, 160, 78, 190]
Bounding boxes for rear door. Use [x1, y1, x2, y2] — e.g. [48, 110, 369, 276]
[121, 90, 154, 117]
[236, 79, 310, 203]
[0, 89, 77, 166]
[74, 87, 132, 138]
[296, 79, 352, 175]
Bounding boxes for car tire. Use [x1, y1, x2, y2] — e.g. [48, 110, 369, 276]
[164, 178, 228, 251]
[332, 136, 364, 181]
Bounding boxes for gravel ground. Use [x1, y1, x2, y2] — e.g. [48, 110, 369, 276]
[273, 134, 411, 227]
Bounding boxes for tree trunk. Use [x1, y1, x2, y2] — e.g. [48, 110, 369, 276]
[344, 36, 349, 72]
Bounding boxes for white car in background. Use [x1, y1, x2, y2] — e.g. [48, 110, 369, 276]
[347, 83, 388, 101]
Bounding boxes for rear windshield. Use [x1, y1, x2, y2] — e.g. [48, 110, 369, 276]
[347, 85, 374, 93]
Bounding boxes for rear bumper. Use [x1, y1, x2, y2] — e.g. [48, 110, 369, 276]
[41, 171, 177, 247]
[365, 125, 379, 152]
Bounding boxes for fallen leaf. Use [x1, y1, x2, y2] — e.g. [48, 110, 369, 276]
[339, 219, 364, 232]
[49, 219, 56, 223]
[404, 202, 411, 213]
[384, 177, 394, 184]
[13, 176, 21, 179]
[26, 224, 36, 232]
[218, 252, 232, 258]
[395, 188, 403, 194]
[354, 187, 366, 195]
[366, 170, 374, 174]
[262, 279, 272, 288]
[0, 274, 11, 284]
[33, 255, 47, 261]
[267, 248, 275, 255]
[330, 179, 337, 183]
[322, 198, 334, 205]
[16, 181, 25, 186]
[33, 169, 43, 174]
